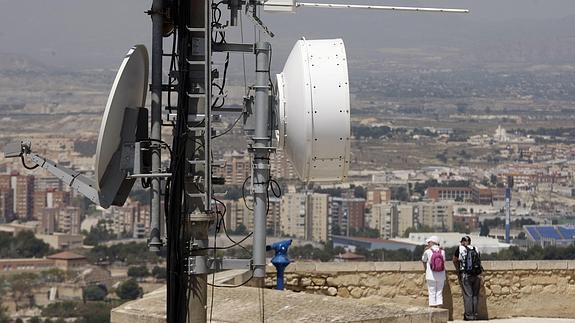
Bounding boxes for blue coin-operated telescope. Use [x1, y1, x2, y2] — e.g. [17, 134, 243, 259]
[267, 239, 292, 290]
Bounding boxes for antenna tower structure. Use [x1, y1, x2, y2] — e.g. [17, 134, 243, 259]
[4, 1, 469, 322]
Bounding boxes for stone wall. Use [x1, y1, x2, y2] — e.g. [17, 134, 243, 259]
[265, 261, 575, 320]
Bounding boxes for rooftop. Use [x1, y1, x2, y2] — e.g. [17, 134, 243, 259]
[47, 251, 87, 260]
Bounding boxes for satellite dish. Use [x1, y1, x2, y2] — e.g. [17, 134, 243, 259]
[275, 38, 351, 182]
[94, 44, 149, 206]
[2, 45, 149, 209]
[96, 45, 148, 187]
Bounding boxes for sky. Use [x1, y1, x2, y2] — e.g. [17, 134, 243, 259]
[0, 0, 574, 69]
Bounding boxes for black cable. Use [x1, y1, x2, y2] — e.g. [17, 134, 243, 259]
[141, 138, 174, 156]
[141, 178, 151, 189]
[212, 113, 243, 139]
[214, 198, 251, 253]
[269, 179, 282, 198]
[268, 46, 274, 94]
[212, 52, 230, 109]
[21, 155, 38, 170]
[194, 233, 253, 251]
[167, 1, 194, 320]
[209, 205, 218, 323]
[242, 176, 254, 211]
[206, 271, 254, 288]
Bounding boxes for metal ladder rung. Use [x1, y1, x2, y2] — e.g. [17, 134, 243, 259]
[187, 93, 207, 98]
[187, 60, 206, 65]
[187, 193, 207, 198]
[188, 127, 206, 132]
[186, 27, 206, 32]
[188, 160, 206, 165]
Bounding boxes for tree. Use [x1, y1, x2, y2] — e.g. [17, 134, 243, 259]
[83, 221, 116, 246]
[116, 279, 142, 300]
[84, 285, 107, 301]
[402, 225, 434, 238]
[10, 272, 38, 309]
[151, 266, 167, 280]
[0, 231, 51, 259]
[40, 268, 66, 283]
[479, 223, 490, 237]
[0, 304, 9, 323]
[230, 223, 247, 235]
[391, 186, 409, 201]
[42, 301, 115, 323]
[490, 174, 498, 185]
[86, 242, 164, 265]
[436, 152, 448, 163]
[127, 266, 150, 279]
[353, 186, 366, 199]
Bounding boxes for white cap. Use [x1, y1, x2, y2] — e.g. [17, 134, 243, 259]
[425, 236, 440, 245]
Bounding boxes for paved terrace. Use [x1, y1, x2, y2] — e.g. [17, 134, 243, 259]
[112, 260, 575, 322]
[111, 269, 447, 323]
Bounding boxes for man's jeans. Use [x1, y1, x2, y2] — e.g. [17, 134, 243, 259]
[461, 273, 481, 320]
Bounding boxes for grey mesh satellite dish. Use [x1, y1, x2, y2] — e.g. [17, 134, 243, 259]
[275, 38, 351, 182]
[2, 45, 149, 208]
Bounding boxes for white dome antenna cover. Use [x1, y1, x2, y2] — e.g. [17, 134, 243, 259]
[95, 45, 149, 189]
[276, 38, 351, 182]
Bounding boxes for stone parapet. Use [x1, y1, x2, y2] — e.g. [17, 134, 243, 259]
[267, 261, 575, 320]
[276, 260, 575, 273]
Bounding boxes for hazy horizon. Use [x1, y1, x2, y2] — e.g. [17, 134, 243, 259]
[0, 0, 574, 70]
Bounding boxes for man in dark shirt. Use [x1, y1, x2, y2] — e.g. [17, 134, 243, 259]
[452, 236, 481, 321]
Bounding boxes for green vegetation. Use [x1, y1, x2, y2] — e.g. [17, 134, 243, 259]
[228, 223, 248, 235]
[0, 231, 51, 259]
[83, 220, 116, 246]
[289, 243, 345, 262]
[390, 186, 409, 201]
[40, 268, 66, 283]
[129, 189, 151, 205]
[482, 217, 536, 229]
[355, 245, 426, 261]
[86, 242, 165, 265]
[284, 242, 575, 262]
[402, 225, 435, 238]
[127, 266, 150, 279]
[348, 227, 380, 239]
[9, 273, 39, 310]
[353, 125, 392, 139]
[482, 244, 575, 261]
[0, 304, 9, 323]
[151, 266, 167, 280]
[42, 300, 121, 323]
[84, 285, 107, 301]
[479, 223, 490, 236]
[115, 279, 142, 300]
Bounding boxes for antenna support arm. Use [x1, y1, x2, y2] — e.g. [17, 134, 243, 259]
[263, 0, 469, 13]
[28, 153, 100, 205]
[295, 3, 469, 13]
[3, 141, 100, 205]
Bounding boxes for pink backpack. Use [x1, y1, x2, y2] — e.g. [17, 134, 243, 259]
[430, 249, 445, 272]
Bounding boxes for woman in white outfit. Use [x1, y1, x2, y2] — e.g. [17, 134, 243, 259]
[421, 235, 446, 307]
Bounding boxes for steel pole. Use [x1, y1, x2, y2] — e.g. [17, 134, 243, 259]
[505, 187, 511, 243]
[252, 42, 271, 281]
[149, 0, 163, 252]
